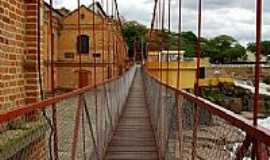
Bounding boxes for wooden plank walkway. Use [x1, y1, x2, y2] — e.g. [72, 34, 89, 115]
[105, 69, 158, 160]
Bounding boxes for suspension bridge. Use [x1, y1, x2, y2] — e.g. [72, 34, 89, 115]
[0, 0, 269, 160]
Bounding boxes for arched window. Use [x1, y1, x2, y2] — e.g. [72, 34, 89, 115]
[77, 35, 89, 54]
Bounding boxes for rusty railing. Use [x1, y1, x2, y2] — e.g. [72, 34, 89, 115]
[143, 68, 270, 160]
[0, 66, 136, 160]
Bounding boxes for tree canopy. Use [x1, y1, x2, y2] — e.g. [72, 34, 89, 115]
[247, 41, 270, 56]
[122, 21, 247, 63]
[202, 35, 246, 63]
[121, 21, 147, 58]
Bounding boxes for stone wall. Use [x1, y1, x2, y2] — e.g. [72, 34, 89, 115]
[207, 66, 270, 80]
[8, 136, 47, 160]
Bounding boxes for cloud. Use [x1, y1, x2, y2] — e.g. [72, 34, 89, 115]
[49, 0, 270, 45]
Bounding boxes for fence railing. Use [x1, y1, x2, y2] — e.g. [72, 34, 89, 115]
[143, 68, 270, 160]
[211, 64, 270, 68]
[0, 66, 136, 160]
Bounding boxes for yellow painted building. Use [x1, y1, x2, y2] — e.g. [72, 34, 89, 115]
[145, 58, 234, 89]
[42, 2, 129, 91]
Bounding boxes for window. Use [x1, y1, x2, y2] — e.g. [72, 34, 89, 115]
[81, 14, 85, 19]
[77, 35, 90, 54]
[64, 52, 75, 59]
[93, 53, 101, 58]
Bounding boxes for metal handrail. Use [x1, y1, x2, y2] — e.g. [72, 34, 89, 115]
[143, 67, 270, 146]
[0, 66, 135, 124]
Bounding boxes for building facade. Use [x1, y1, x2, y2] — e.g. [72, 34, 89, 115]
[0, 1, 129, 159]
[43, 3, 129, 92]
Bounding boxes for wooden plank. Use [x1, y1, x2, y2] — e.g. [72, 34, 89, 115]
[107, 146, 157, 152]
[106, 152, 158, 160]
[105, 70, 158, 160]
[110, 140, 156, 146]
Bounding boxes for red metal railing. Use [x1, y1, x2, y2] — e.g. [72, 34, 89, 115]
[0, 66, 136, 160]
[143, 67, 270, 160]
[147, 0, 267, 158]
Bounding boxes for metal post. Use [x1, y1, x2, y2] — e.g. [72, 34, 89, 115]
[175, 94, 183, 160]
[92, 0, 100, 158]
[176, 0, 182, 90]
[192, 0, 202, 159]
[49, 0, 59, 159]
[71, 0, 82, 159]
[71, 95, 83, 160]
[254, 0, 262, 127]
[254, 0, 263, 159]
[37, 0, 44, 100]
[176, 0, 183, 159]
[102, 0, 105, 81]
[107, 0, 111, 79]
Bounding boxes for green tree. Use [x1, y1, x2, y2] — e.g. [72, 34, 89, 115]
[122, 21, 147, 58]
[202, 35, 246, 63]
[247, 41, 270, 56]
[224, 44, 246, 62]
[180, 31, 197, 57]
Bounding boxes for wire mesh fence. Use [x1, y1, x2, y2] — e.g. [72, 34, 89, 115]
[0, 66, 136, 160]
[143, 69, 270, 160]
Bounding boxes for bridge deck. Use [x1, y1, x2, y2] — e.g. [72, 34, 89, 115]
[105, 70, 158, 160]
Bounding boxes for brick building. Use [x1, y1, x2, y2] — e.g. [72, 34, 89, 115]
[0, 0, 46, 159]
[0, 0, 128, 159]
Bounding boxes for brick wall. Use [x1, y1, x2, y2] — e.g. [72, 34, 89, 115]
[24, 0, 42, 104]
[0, 0, 46, 159]
[0, 0, 26, 112]
[0, 0, 42, 110]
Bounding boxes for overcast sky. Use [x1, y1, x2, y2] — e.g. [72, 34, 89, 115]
[51, 0, 270, 46]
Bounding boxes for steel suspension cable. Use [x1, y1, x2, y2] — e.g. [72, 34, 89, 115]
[195, 0, 202, 95]
[102, 6, 114, 147]
[81, 107, 86, 160]
[164, 0, 172, 156]
[192, 0, 202, 159]
[158, 0, 165, 158]
[91, 0, 100, 158]
[43, 1, 54, 159]
[107, 0, 111, 79]
[102, 0, 105, 81]
[112, 0, 115, 77]
[176, 0, 182, 90]
[37, 0, 43, 100]
[161, 0, 165, 83]
[71, 0, 83, 159]
[49, 0, 55, 95]
[149, 0, 158, 40]
[77, 0, 82, 73]
[176, 0, 183, 158]
[49, 0, 59, 159]
[158, 0, 161, 82]
[166, 0, 171, 94]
